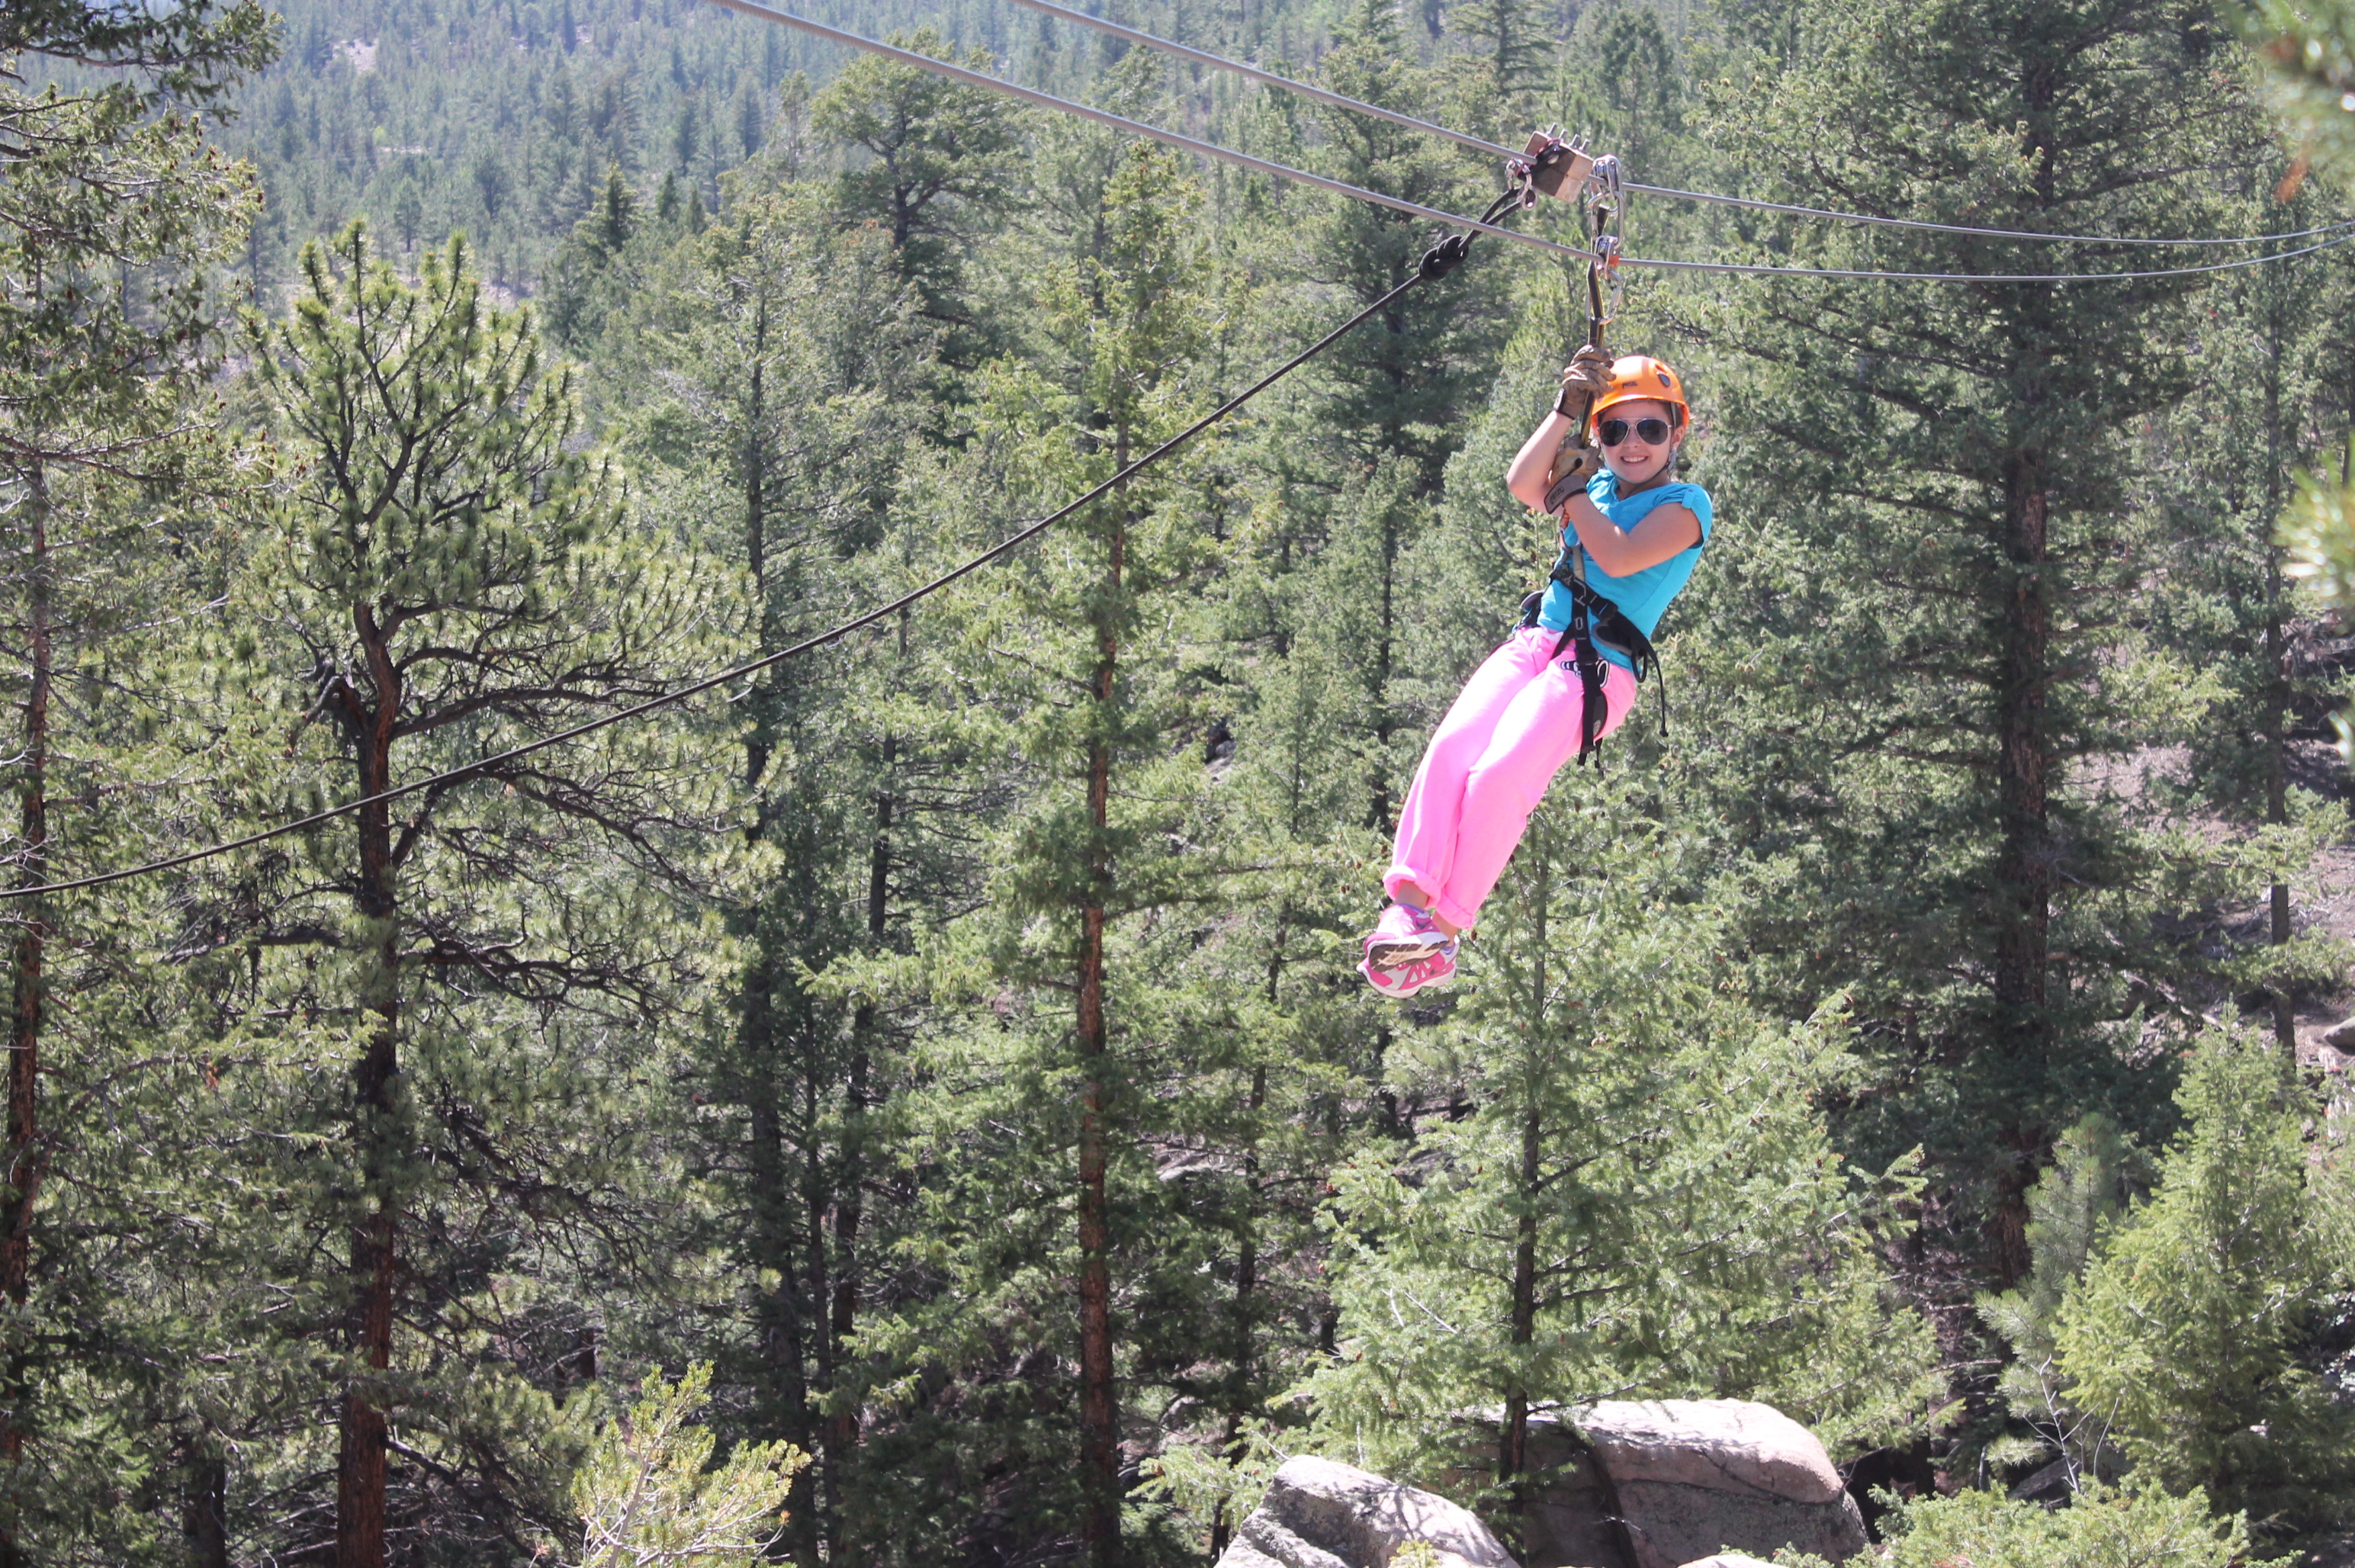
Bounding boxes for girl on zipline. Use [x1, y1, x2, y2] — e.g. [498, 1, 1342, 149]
[1358, 346, 1712, 997]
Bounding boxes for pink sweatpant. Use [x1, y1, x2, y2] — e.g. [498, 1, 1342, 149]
[1384, 627, 1638, 930]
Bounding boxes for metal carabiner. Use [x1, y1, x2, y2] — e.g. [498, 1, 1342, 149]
[1592, 234, 1624, 333]
[1589, 153, 1624, 203]
[1583, 155, 1629, 327]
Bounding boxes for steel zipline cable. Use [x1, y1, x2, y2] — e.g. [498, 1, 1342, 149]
[699, 0, 1608, 259]
[1001, 0, 1512, 161]
[1610, 231, 2355, 279]
[706, 1, 2355, 283]
[1004, 0, 2355, 251]
[0, 278, 1428, 902]
[1624, 181, 2355, 247]
[22, 2, 2355, 902]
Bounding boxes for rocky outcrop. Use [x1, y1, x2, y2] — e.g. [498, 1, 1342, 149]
[1216, 1401, 1865, 1568]
[1216, 1456, 1515, 1568]
[1521, 1399, 1869, 1568]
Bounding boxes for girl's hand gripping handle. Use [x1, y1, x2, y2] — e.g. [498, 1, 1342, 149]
[1553, 344, 1612, 422]
[1542, 345, 1613, 509]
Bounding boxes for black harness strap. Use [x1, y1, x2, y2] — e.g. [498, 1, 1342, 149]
[1518, 538, 1667, 767]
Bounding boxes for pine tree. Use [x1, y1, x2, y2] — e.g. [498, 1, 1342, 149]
[1971, 1114, 2144, 1489]
[2132, 184, 2353, 1059]
[1682, 0, 2274, 1275]
[392, 176, 426, 254]
[541, 166, 646, 352]
[572, 1364, 806, 1568]
[872, 139, 1230, 1568]
[1873, 1483, 2260, 1568]
[0, 5, 273, 1553]
[810, 29, 1026, 365]
[2055, 1027, 2355, 1533]
[1556, 5, 1685, 180]
[236, 223, 750, 1565]
[1010, 137, 1214, 1568]
[606, 189, 940, 1566]
[1300, 0, 1511, 497]
[1447, 0, 1557, 113]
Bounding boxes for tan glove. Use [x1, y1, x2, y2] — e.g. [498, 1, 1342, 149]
[1543, 438, 1602, 512]
[1554, 344, 1612, 419]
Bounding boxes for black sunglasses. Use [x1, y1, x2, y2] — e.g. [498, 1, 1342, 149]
[1598, 416, 1675, 448]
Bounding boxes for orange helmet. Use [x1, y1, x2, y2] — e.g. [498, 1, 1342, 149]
[1589, 355, 1689, 437]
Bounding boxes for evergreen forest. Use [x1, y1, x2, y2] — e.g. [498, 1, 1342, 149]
[9, 0, 2355, 1563]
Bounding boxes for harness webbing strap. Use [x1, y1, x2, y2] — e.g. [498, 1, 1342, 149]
[1518, 539, 1667, 768]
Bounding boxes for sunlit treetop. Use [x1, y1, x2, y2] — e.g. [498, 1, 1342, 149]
[1, 0, 278, 108]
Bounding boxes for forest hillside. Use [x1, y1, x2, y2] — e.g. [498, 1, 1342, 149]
[5, 0, 2355, 1563]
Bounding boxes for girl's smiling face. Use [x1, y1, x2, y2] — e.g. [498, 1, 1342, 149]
[1597, 397, 1682, 488]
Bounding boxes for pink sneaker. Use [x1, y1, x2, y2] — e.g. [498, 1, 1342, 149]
[1361, 942, 1457, 998]
[1363, 901, 1447, 968]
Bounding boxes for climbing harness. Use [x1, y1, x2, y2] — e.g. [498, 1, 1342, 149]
[1506, 153, 1670, 769]
[1517, 568, 1663, 767]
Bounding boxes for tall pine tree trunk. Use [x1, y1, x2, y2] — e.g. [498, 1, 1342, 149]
[2267, 595, 2293, 1055]
[737, 339, 826, 1567]
[1498, 832, 1547, 1536]
[1075, 464, 1125, 1568]
[2262, 300, 2296, 1061]
[802, 1067, 834, 1542]
[826, 734, 888, 1557]
[338, 609, 404, 1568]
[1992, 136, 2065, 1283]
[1993, 472, 2054, 1025]
[185, 1444, 229, 1568]
[747, 1078, 818, 1568]
[1499, 1100, 1541, 1497]
[1206, 1054, 1269, 1561]
[0, 467, 50, 1568]
[1990, 456, 2054, 1286]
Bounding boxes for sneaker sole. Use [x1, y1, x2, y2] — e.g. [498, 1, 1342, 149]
[1361, 959, 1455, 998]
[1364, 933, 1448, 966]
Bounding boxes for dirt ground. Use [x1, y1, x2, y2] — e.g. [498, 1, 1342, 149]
[2208, 736, 2355, 1568]
[2302, 1539, 2355, 1568]
[2091, 729, 2355, 1091]
[2278, 735, 2355, 1081]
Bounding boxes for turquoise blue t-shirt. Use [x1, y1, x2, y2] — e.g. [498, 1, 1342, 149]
[1536, 471, 1713, 673]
